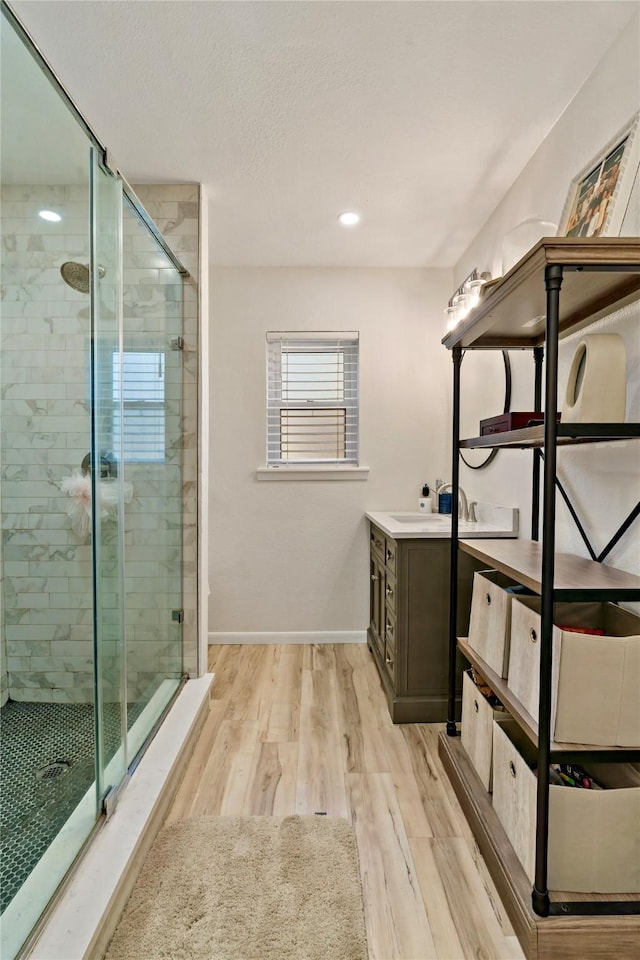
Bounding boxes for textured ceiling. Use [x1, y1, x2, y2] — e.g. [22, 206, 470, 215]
[6, 0, 639, 267]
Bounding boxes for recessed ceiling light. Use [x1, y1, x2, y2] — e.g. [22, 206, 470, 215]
[38, 210, 62, 222]
[337, 211, 360, 227]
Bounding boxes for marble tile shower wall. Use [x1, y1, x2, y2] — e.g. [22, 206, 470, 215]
[2, 184, 96, 704]
[1, 183, 200, 704]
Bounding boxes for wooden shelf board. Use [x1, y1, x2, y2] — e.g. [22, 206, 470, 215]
[460, 423, 640, 450]
[458, 638, 635, 756]
[458, 539, 640, 596]
[438, 733, 640, 960]
[441, 237, 640, 350]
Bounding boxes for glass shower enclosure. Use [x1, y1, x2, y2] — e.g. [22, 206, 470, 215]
[1, 5, 187, 956]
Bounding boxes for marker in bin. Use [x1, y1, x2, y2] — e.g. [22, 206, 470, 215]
[551, 763, 600, 789]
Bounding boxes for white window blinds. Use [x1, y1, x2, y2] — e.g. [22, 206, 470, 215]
[266, 332, 359, 466]
[112, 351, 166, 462]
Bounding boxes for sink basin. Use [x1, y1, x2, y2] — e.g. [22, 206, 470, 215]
[388, 513, 448, 523]
[367, 503, 518, 539]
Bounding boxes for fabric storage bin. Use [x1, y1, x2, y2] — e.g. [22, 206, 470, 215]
[467, 569, 521, 677]
[492, 718, 640, 892]
[460, 669, 506, 791]
[508, 597, 640, 746]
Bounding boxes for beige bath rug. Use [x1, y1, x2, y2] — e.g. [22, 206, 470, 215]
[104, 814, 368, 960]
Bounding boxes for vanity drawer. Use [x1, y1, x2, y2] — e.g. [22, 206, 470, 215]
[370, 525, 385, 562]
[384, 537, 397, 574]
[384, 609, 396, 679]
[385, 607, 396, 653]
[384, 570, 397, 613]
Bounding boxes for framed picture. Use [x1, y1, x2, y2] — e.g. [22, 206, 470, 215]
[559, 114, 639, 238]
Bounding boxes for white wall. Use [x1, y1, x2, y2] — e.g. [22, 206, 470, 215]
[454, 13, 640, 589]
[209, 268, 452, 637]
[208, 15, 639, 637]
[455, 15, 639, 288]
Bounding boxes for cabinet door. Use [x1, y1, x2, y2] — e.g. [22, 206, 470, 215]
[402, 542, 476, 696]
[369, 551, 384, 654]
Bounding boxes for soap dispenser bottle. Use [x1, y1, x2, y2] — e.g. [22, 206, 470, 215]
[418, 482, 432, 514]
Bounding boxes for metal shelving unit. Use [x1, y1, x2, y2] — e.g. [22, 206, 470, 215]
[438, 237, 640, 959]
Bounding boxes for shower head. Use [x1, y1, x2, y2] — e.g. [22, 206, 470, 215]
[60, 261, 106, 294]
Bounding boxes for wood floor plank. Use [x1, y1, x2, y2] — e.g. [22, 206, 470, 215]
[218, 719, 263, 815]
[400, 724, 470, 838]
[206, 644, 242, 700]
[418, 725, 516, 934]
[184, 719, 259, 816]
[165, 699, 228, 823]
[430, 837, 523, 959]
[335, 644, 386, 774]
[340, 645, 410, 780]
[408, 837, 466, 960]
[309, 642, 338, 671]
[467, 834, 519, 938]
[419, 726, 477, 820]
[261, 644, 303, 743]
[223, 645, 274, 722]
[243, 741, 298, 816]
[347, 772, 437, 960]
[296, 668, 348, 817]
[334, 643, 365, 772]
[379, 724, 436, 840]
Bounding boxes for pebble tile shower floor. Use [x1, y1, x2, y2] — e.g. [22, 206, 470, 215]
[0, 699, 143, 912]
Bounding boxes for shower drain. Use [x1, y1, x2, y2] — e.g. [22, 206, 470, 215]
[35, 761, 71, 781]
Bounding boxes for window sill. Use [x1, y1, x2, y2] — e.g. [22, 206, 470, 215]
[256, 465, 370, 481]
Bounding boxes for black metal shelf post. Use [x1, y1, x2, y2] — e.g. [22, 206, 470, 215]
[447, 346, 463, 737]
[532, 263, 563, 918]
[531, 346, 544, 540]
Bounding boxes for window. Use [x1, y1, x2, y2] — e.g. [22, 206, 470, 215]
[266, 332, 359, 466]
[112, 350, 166, 462]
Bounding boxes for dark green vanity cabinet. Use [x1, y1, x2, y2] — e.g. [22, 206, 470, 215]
[367, 521, 478, 723]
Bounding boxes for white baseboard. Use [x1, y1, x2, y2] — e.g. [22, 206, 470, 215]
[208, 630, 367, 645]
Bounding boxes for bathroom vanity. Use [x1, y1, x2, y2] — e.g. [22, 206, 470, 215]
[366, 504, 517, 722]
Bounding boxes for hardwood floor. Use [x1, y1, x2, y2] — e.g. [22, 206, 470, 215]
[167, 643, 525, 960]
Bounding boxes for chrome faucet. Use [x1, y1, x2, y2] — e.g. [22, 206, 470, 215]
[436, 482, 471, 521]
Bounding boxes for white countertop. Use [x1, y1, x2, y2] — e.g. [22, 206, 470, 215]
[366, 502, 518, 539]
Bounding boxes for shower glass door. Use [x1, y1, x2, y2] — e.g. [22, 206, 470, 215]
[120, 197, 183, 757]
[0, 9, 100, 956]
